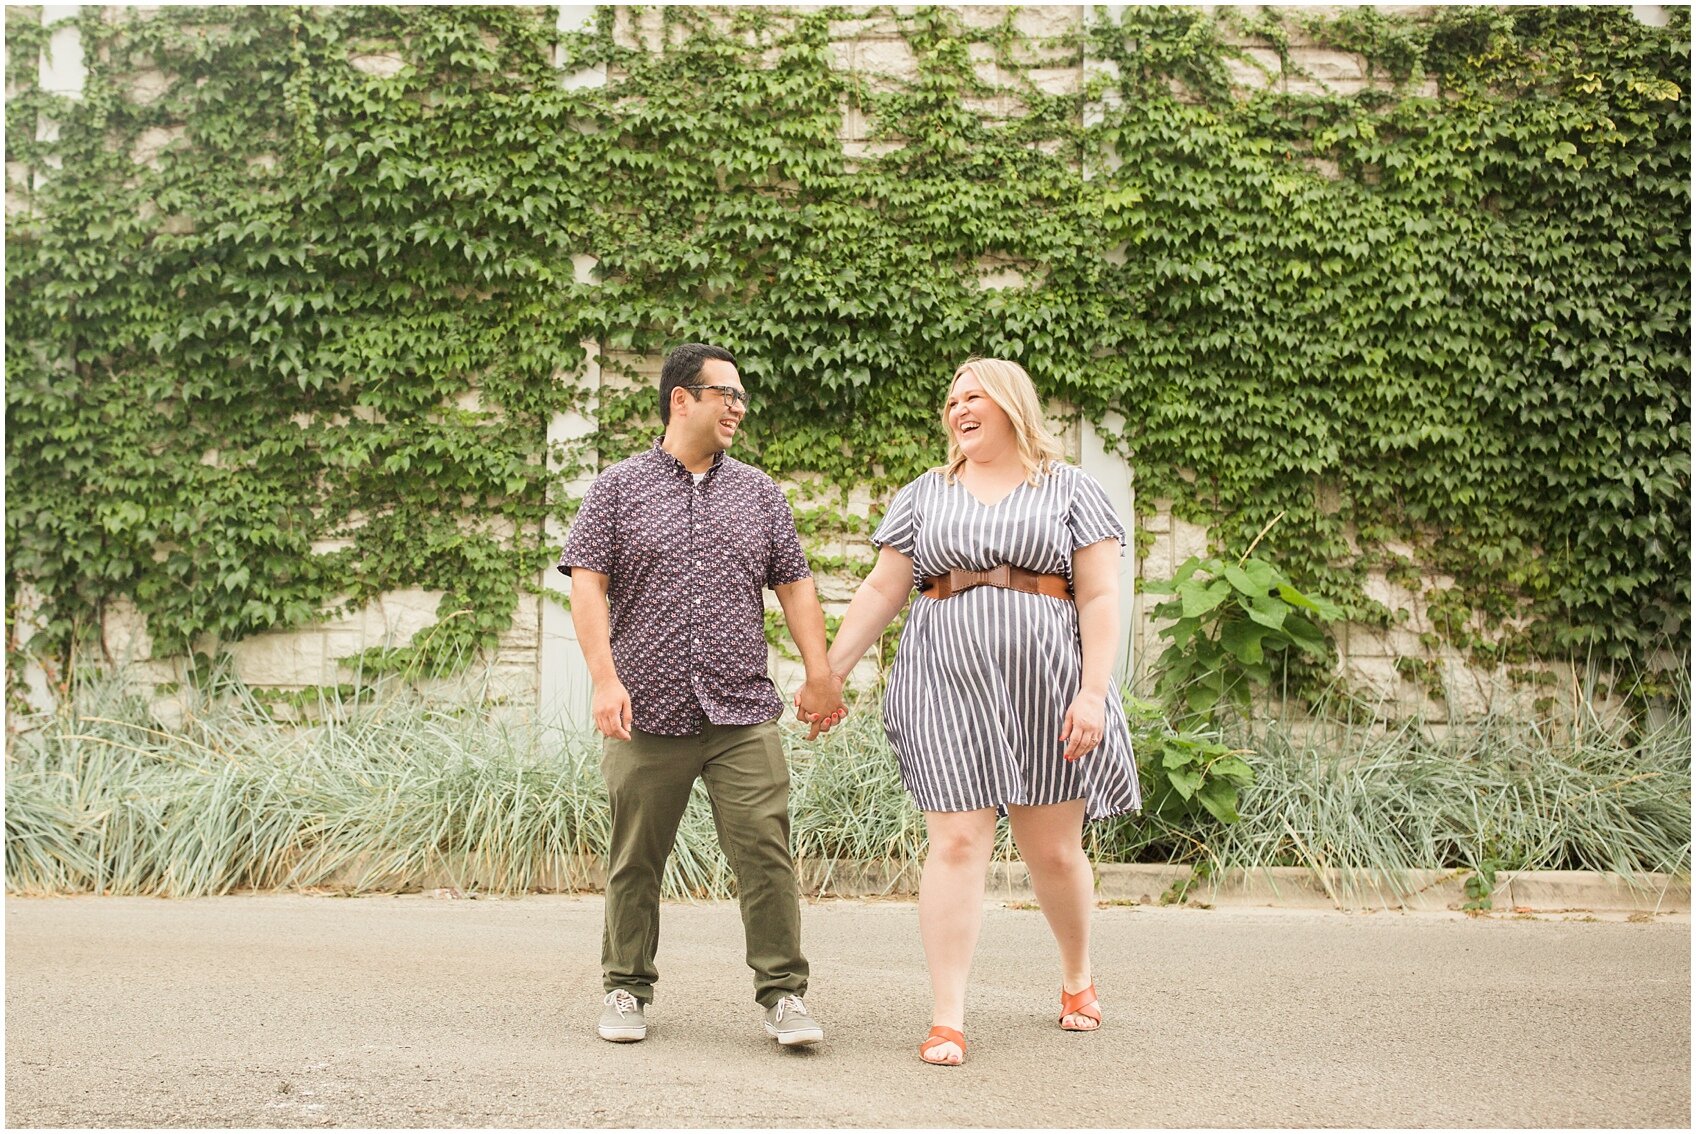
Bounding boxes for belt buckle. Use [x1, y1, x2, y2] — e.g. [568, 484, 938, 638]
[948, 565, 1009, 595]
[947, 567, 982, 594]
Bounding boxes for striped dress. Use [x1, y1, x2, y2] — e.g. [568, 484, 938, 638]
[871, 463, 1142, 821]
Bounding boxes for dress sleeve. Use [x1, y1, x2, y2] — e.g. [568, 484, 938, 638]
[870, 478, 923, 557]
[765, 482, 813, 588]
[1067, 468, 1127, 552]
[558, 473, 619, 577]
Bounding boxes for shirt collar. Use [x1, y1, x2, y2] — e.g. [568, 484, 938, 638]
[649, 437, 726, 482]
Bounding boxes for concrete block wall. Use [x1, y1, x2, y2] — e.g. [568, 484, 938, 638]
[12, 5, 1640, 730]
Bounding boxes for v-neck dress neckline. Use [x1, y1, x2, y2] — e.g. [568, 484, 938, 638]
[956, 475, 1027, 509]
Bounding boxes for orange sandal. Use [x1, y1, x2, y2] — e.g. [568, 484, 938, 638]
[919, 1025, 967, 1065]
[1060, 984, 1102, 1031]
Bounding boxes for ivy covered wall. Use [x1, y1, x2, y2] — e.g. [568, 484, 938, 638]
[6, 5, 1689, 712]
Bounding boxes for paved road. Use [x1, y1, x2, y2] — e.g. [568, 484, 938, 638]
[5, 894, 1689, 1128]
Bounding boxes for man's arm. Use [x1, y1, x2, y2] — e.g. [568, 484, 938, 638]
[773, 577, 846, 740]
[567, 568, 633, 740]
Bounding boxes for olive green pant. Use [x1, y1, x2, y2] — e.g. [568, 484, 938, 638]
[600, 719, 808, 1009]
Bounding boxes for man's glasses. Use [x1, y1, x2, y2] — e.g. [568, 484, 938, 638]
[684, 384, 751, 412]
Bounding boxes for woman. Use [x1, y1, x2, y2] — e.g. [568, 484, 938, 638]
[816, 357, 1140, 1066]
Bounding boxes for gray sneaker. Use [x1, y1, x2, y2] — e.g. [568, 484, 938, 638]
[598, 989, 647, 1043]
[763, 994, 823, 1047]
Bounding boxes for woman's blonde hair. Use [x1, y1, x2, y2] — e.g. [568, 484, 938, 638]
[939, 357, 1064, 485]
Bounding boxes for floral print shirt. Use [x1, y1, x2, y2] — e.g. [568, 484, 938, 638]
[558, 439, 811, 735]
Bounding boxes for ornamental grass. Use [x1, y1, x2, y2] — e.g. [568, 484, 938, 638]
[1091, 682, 1691, 904]
[5, 666, 1688, 899]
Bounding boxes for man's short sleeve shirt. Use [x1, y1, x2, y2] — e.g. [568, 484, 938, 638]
[557, 440, 811, 736]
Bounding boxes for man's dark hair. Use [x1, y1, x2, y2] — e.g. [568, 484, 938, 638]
[659, 343, 737, 425]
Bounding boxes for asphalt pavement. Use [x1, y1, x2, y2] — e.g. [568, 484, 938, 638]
[4, 893, 1689, 1128]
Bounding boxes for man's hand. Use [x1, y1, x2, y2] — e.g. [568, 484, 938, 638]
[794, 673, 847, 741]
[593, 678, 634, 740]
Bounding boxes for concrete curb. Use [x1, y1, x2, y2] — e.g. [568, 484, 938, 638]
[800, 861, 1689, 915]
[383, 855, 1689, 914]
[796, 860, 1692, 914]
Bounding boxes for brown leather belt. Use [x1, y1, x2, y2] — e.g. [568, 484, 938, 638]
[920, 565, 1073, 602]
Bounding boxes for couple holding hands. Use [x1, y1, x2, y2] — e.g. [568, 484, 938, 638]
[559, 343, 1139, 1066]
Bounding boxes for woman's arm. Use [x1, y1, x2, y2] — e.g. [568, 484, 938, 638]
[825, 545, 917, 680]
[1060, 538, 1122, 761]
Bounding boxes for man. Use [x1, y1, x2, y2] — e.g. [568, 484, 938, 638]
[558, 342, 847, 1048]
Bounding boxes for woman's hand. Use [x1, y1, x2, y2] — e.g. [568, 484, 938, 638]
[1058, 688, 1107, 762]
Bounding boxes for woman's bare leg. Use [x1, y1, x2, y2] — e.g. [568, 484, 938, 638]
[1008, 799, 1099, 1029]
[918, 808, 999, 1062]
